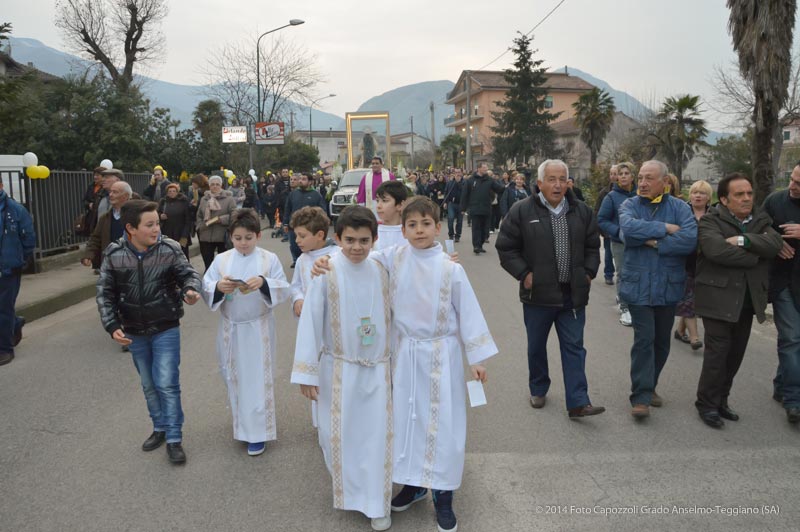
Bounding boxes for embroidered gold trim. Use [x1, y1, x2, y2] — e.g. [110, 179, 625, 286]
[464, 333, 493, 353]
[292, 361, 320, 375]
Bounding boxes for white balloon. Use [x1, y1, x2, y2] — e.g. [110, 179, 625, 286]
[100, 159, 113, 169]
[248, 169, 256, 176]
[22, 152, 38, 167]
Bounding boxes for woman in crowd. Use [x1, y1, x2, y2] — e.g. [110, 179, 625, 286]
[500, 170, 531, 218]
[158, 183, 193, 259]
[242, 176, 257, 209]
[196, 175, 237, 269]
[674, 179, 712, 350]
[229, 178, 245, 209]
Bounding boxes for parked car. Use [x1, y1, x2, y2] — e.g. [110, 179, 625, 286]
[329, 168, 369, 220]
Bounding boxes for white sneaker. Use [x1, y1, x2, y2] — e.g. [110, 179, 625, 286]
[620, 310, 632, 327]
[371, 516, 392, 531]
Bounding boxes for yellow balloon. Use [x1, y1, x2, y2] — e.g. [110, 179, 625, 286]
[39, 166, 50, 178]
[26, 166, 37, 178]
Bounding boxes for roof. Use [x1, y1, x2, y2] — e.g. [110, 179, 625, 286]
[448, 70, 595, 101]
[0, 50, 62, 82]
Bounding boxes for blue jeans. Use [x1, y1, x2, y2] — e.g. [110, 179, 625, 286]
[288, 229, 301, 262]
[447, 203, 463, 239]
[128, 327, 184, 443]
[603, 237, 615, 280]
[628, 304, 675, 405]
[522, 303, 591, 409]
[772, 289, 800, 407]
[0, 272, 23, 355]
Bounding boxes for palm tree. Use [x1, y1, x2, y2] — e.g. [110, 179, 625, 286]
[649, 94, 708, 188]
[728, 0, 797, 204]
[572, 88, 616, 167]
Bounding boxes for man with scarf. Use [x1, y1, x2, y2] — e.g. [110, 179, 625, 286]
[0, 181, 35, 366]
[283, 173, 327, 266]
[618, 160, 697, 419]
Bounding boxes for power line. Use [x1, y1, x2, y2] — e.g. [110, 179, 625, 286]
[477, 0, 567, 71]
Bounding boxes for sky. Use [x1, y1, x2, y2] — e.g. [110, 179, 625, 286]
[4, 0, 793, 132]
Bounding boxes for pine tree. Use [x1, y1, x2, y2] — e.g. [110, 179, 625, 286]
[491, 33, 561, 166]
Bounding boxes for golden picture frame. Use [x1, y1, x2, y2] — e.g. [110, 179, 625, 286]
[345, 111, 391, 170]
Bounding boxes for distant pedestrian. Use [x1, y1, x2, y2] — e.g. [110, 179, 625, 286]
[196, 176, 236, 270]
[143, 165, 171, 202]
[618, 160, 697, 419]
[461, 162, 506, 255]
[0, 180, 35, 366]
[567, 177, 585, 202]
[96, 168, 123, 217]
[594, 165, 618, 285]
[283, 173, 327, 266]
[82, 181, 133, 271]
[499, 171, 531, 218]
[442, 169, 465, 242]
[80, 167, 106, 236]
[356, 156, 395, 219]
[158, 183, 192, 259]
[496, 159, 605, 419]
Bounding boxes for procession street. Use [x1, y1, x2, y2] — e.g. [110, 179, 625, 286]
[1, 232, 798, 532]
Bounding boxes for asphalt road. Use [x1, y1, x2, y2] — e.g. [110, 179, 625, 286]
[1, 230, 798, 532]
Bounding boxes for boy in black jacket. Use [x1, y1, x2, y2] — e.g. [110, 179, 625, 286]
[97, 200, 202, 464]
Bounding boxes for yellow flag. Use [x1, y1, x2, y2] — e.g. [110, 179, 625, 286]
[428, 163, 433, 171]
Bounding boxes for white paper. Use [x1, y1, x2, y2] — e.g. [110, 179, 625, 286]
[311, 400, 319, 428]
[445, 239, 455, 255]
[467, 380, 487, 407]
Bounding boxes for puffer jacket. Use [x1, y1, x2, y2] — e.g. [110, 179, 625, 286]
[597, 183, 637, 242]
[97, 236, 201, 336]
[496, 189, 600, 308]
[695, 205, 782, 323]
[196, 190, 236, 243]
[618, 194, 697, 306]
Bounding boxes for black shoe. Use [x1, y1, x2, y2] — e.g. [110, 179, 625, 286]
[718, 405, 739, 421]
[473, 248, 481, 255]
[290, 262, 296, 268]
[12, 318, 25, 347]
[773, 392, 783, 403]
[142, 431, 166, 452]
[391, 485, 428, 512]
[432, 490, 457, 532]
[787, 407, 800, 424]
[0, 352, 14, 366]
[454, 236, 460, 243]
[699, 410, 724, 428]
[121, 345, 130, 352]
[167, 442, 186, 464]
[478, 248, 486, 253]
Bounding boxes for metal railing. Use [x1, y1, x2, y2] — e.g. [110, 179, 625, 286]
[26, 171, 151, 259]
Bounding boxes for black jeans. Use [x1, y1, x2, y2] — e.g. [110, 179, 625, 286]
[695, 309, 754, 412]
[470, 214, 489, 251]
[199, 241, 227, 270]
[0, 272, 23, 355]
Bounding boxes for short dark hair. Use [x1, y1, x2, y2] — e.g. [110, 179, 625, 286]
[229, 208, 261, 234]
[93, 166, 107, 174]
[376, 180, 408, 205]
[371, 156, 383, 164]
[335, 205, 378, 238]
[121, 200, 158, 230]
[402, 196, 440, 224]
[717, 172, 752, 200]
[290, 206, 330, 235]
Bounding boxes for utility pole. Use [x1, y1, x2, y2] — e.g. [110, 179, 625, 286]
[290, 111, 295, 135]
[464, 70, 472, 171]
[410, 115, 415, 168]
[429, 101, 436, 169]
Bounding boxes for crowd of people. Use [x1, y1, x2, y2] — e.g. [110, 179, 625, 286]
[2, 154, 798, 532]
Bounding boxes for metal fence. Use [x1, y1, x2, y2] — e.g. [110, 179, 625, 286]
[25, 171, 151, 259]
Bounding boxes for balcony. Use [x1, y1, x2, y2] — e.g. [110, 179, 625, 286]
[444, 113, 484, 129]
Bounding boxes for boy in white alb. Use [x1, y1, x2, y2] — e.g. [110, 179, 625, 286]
[202, 209, 291, 457]
[291, 206, 393, 531]
[375, 196, 497, 532]
[374, 181, 408, 251]
[289, 206, 338, 318]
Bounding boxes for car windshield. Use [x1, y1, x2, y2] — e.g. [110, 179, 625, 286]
[340, 169, 368, 188]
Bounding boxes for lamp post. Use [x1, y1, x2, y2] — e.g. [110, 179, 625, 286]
[309, 93, 336, 146]
[256, 19, 304, 122]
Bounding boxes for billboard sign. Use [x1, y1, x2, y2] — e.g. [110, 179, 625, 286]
[254, 122, 285, 145]
[222, 126, 248, 143]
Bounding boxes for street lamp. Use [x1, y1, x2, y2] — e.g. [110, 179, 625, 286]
[309, 94, 336, 146]
[256, 19, 304, 122]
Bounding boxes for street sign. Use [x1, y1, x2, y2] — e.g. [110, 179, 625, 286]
[254, 122, 285, 145]
[222, 126, 248, 143]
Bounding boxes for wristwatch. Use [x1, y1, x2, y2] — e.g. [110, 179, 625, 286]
[737, 236, 745, 247]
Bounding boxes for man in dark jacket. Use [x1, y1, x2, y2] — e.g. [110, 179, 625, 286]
[461, 162, 506, 254]
[694, 174, 782, 428]
[97, 200, 201, 464]
[496, 159, 605, 419]
[594, 165, 618, 284]
[442, 170, 465, 241]
[143, 166, 171, 202]
[763, 162, 800, 423]
[283, 173, 327, 265]
[82, 181, 132, 270]
[0, 182, 36, 366]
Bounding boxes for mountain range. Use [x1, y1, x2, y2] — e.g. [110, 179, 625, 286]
[6, 37, 720, 144]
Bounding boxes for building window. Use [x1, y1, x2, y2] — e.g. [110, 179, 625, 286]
[784, 130, 791, 141]
[544, 96, 554, 109]
[460, 107, 465, 118]
[474, 105, 479, 115]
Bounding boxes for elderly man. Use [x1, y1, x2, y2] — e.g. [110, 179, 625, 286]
[0, 180, 36, 366]
[462, 162, 507, 254]
[82, 180, 133, 270]
[496, 159, 605, 418]
[763, 162, 800, 423]
[618, 160, 697, 419]
[356, 156, 395, 218]
[693, 173, 782, 428]
[143, 166, 171, 202]
[96, 168, 123, 217]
